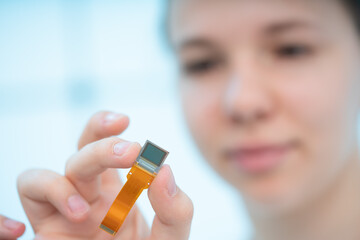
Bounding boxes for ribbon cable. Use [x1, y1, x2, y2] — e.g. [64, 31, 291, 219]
[99, 164, 155, 235]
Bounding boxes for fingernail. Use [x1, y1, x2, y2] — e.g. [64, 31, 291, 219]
[68, 194, 89, 217]
[113, 142, 132, 156]
[167, 167, 178, 197]
[3, 218, 22, 230]
[104, 112, 123, 124]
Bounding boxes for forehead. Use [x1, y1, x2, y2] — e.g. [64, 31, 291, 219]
[169, 0, 347, 48]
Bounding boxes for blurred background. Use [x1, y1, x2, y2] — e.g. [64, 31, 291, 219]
[0, 0, 253, 239]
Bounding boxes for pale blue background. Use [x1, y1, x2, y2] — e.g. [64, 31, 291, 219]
[0, 0, 252, 239]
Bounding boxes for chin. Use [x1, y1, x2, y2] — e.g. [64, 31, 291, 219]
[233, 171, 312, 217]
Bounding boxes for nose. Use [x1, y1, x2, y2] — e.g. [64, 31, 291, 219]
[224, 69, 274, 126]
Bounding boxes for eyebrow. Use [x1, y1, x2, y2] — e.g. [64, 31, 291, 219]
[176, 20, 317, 51]
[264, 20, 316, 35]
[177, 38, 216, 52]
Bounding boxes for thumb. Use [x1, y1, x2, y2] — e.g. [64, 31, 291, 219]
[148, 165, 194, 240]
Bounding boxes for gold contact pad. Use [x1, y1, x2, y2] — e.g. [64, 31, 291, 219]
[99, 164, 156, 235]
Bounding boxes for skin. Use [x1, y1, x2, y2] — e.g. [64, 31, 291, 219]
[16, 111, 193, 240]
[169, 0, 360, 239]
[0, 214, 25, 240]
[13, 0, 360, 239]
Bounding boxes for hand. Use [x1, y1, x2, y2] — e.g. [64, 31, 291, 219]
[17, 111, 193, 240]
[0, 214, 25, 240]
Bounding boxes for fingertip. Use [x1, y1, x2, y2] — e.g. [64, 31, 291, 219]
[2, 218, 26, 238]
[128, 142, 142, 155]
[112, 140, 142, 167]
[13, 222, 26, 237]
[102, 112, 130, 134]
[123, 141, 142, 162]
[78, 111, 130, 150]
[66, 194, 90, 223]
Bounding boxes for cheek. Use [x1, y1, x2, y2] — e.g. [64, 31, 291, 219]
[180, 81, 224, 164]
[281, 68, 356, 147]
[275, 60, 359, 192]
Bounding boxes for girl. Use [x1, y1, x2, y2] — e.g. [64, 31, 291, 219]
[14, 0, 360, 239]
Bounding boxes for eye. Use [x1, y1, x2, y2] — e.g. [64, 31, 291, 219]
[183, 57, 221, 75]
[275, 44, 311, 58]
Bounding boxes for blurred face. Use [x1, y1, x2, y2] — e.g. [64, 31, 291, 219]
[170, 0, 360, 215]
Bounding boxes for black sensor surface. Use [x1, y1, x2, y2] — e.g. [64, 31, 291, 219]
[141, 143, 166, 166]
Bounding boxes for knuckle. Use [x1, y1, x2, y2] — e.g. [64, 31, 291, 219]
[46, 174, 64, 191]
[65, 152, 77, 177]
[17, 169, 57, 196]
[17, 169, 36, 193]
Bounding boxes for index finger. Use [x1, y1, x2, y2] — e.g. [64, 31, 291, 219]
[77, 111, 130, 150]
[66, 137, 141, 202]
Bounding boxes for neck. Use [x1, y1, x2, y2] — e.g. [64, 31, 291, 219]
[250, 148, 360, 240]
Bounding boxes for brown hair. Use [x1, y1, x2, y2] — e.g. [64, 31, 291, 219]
[343, 0, 360, 30]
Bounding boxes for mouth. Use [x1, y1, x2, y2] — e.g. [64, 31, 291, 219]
[224, 140, 297, 174]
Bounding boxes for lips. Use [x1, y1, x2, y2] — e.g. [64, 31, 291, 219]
[225, 142, 294, 174]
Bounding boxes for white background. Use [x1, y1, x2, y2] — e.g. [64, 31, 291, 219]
[0, 0, 252, 239]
